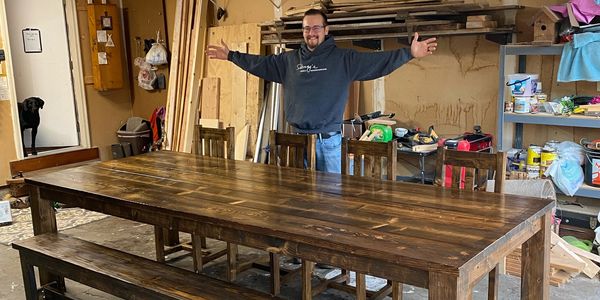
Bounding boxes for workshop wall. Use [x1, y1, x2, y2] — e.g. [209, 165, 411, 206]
[76, 0, 133, 160]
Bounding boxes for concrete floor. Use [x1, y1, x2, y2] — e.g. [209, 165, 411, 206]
[1, 214, 600, 299]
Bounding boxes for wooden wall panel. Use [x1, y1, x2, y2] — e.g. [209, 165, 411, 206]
[204, 23, 262, 159]
[385, 35, 498, 138]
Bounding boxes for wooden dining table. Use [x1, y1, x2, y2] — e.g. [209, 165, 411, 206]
[27, 151, 553, 300]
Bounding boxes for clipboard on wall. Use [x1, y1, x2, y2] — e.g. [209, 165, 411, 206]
[22, 28, 42, 53]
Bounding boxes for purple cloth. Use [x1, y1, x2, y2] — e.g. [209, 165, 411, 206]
[551, 0, 600, 24]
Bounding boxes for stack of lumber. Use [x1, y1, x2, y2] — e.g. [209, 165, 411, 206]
[164, 0, 208, 152]
[262, 0, 520, 45]
[506, 232, 600, 287]
[285, 0, 331, 16]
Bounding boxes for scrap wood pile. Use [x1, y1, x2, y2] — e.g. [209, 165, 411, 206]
[261, 0, 520, 45]
[506, 232, 600, 287]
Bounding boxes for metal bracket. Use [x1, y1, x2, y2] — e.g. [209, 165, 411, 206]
[485, 33, 512, 45]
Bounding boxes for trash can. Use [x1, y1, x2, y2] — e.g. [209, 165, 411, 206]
[116, 117, 152, 155]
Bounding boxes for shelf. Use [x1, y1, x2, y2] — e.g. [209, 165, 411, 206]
[503, 44, 564, 56]
[574, 183, 600, 199]
[504, 113, 600, 128]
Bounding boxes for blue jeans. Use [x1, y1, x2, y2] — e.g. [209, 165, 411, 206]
[316, 133, 342, 173]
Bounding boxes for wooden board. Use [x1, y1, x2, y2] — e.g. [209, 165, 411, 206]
[230, 42, 248, 141]
[205, 24, 262, 159]
[198, 119, 222, 129]
[200, 78, 220, 119]
[235, 124, 249, 161]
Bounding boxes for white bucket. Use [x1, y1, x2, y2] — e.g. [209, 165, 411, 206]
[514, 96, 532, 113]
[506, 74, 539, 96]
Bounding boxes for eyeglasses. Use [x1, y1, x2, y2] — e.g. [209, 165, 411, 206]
[302, 25, 325, 33]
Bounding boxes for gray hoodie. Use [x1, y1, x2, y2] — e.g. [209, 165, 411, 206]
[228, 35, 412, 133]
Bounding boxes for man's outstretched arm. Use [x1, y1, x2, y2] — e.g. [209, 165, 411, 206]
[206, 39, 287, 83]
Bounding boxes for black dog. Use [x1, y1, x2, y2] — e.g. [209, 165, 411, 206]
[17, 97, 45, 157]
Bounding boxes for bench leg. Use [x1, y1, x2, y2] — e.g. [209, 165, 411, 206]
[20, 260, 38, 300]
[355, 272, 366, 300]
[154, 226, 166, 263]
[227, 243, 238, 282]
[191, 234, 204, 273]
[269, 253, 280, 295]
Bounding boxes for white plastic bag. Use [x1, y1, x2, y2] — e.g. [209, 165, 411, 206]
[135, 57, 156, 90]
[555, 141, 585, 165]
[145, 31, 168, 65]
[545, 158, 584, 196]
[145, 43, 167, 65]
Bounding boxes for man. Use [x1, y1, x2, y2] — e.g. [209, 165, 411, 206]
[207, 9, 437, 173]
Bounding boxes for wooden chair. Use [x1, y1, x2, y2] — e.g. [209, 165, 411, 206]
[269, 131, 316, 170]
[342, 138, 397, 180]
[319, 139, 402, 300]
[267, 130, 316, 295]
[434, 146, 506, 300]
[155, 125, 237, 280]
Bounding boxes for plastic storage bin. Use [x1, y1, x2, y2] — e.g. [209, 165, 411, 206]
[116, 117, 152, 155]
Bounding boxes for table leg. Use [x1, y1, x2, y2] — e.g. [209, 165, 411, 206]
[29, 186, 64, 290]
[392, 281, 403, 300]
[302, 260, 314, 300]
[428, 272, 467, 300]
[521, 211, 550, 300]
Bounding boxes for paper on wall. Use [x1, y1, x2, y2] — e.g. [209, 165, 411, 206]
[98, 52, 107, 65]
[0, 77, 9, 100]
[97, 30, 107, 43]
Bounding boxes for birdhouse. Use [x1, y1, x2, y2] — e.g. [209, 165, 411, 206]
[533, 6, 561, 44]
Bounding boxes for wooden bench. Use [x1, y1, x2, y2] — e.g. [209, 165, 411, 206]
[12, 233, 283, 300]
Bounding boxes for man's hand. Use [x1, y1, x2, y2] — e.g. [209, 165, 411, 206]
[206, 39, 230, 60]
[410, 32, 437, 58]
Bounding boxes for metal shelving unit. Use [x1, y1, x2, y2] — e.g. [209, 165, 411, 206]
[496, 43, 600, 200]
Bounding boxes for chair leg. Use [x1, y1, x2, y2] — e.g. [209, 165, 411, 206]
[200, 236, 207, 249]
[269, 253, 280, 295]
[488, 265, 499, 300]
[356, 272, 366, 300]
[153, 226, 165, 262]
[341, 269, 350, 284]
[301, 260, 314, 300]
[392, 281, 403, 300]
[227, 243, 238, 282]
[20, 260, 38, 300]
[191, 234, 204, 273]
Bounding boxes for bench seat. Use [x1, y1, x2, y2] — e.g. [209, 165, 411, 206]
[12, 233, 282, 300]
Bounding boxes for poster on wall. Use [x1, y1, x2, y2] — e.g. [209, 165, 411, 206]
[22, 28, 42, 53]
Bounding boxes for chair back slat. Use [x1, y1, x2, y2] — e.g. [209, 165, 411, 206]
[193, 126, 235, 160]
[269, 131, 316, 170]
[342, 139, 397, 181]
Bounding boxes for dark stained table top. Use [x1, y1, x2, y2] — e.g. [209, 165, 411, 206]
[26, 150, 554, 276]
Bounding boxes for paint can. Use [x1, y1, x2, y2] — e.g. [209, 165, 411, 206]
[527, 165, 540, 179]
[540, 145, 557, 178]
[527, 145, 542, 166]
[584, 146, 600, 187]
[514, 96, 532, 114]
[506, 74, 539, 96]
